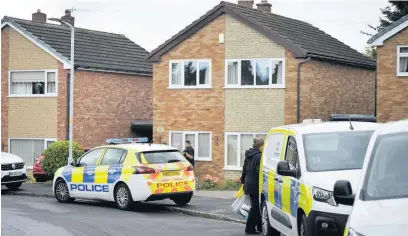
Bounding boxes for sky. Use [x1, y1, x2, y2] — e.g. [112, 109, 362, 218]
[0, 0, 388, 53]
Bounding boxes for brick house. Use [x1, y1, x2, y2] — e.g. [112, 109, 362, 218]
[1, 10, 153, 168]
[368, 14, 408, 122]
[147, 0, 376, 180]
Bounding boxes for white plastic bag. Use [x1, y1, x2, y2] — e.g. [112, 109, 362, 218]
[231, 194, 251, 221]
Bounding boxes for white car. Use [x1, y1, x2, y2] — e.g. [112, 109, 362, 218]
[260, 121, 380, 236]
[335, 120, 408, 236]
[1, 152, 27, 190]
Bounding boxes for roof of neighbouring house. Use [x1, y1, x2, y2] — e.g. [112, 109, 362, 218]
[368, 14, 408, 46]
[1, 16, 152, 75]
[148, 1, 375, 69]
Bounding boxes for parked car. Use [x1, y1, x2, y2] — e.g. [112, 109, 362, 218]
[33, 148, 91, 182]
[1, 152, 28, 190]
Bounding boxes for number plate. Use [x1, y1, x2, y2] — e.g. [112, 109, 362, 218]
[9, 171, 22, 177]
[162, 171, 180, 177]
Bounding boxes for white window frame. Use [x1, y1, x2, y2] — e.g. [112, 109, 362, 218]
[224, 132, 267, 170]
[168, 131, 212, 161]
[8, 138, 58, 169]
[225, 58, 285, 89]
[8, 69, 58, 97]
[168, 59, 212, 89]
[397, 46, 408, 77]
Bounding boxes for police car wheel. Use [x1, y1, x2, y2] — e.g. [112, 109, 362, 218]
[54, 179, 74, 203]
[299, 214, 309, 236]
[172, 192, 192, 206]
[5, 182, 22, 191]
[261, 201, 280, 236]
[114, 183, 133, 210]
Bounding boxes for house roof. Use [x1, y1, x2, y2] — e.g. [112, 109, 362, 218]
[1, 16, 152, 76]
[368, 14, 408, 46]
[148, 1, 375, 70]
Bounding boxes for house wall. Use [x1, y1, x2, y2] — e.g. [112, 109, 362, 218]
[1, 27, 58, 152]
[284, 51, 376, 124]
[376, 27, 408, 122]
[56, 70, 153, 148]
[152, 15, 226, 179]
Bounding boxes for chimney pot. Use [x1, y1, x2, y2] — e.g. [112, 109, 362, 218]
[256, 0, 272, 13]
[238, 0, 254, 8]
[61, 9, 75, 26]
[32, 9, 47, 23]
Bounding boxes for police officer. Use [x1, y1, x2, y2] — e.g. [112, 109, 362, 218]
[182, 140, 195, 167]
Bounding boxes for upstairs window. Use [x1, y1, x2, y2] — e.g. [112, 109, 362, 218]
[9, 70, 57, 96]
[225, 58, 285, 88]
[169, 60, 211, 88]
[397, 46, 408, 76]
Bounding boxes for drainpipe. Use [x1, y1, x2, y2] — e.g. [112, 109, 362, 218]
[66, 72, 70, 140]
[297, 57, 311, 123]
[374, 68, 377, 119]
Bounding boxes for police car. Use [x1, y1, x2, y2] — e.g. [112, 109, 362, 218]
[259, 121, 380, 236]
[337, 120, 408, 236]
[53, 138, 195, 210]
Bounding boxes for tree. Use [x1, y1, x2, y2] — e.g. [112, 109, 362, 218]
[41, 141, 84, 176]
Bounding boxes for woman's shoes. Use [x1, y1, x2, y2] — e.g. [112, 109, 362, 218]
[245, 231, 260, 235]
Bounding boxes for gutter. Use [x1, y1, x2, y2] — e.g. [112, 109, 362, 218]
[297, 57, 311, 123]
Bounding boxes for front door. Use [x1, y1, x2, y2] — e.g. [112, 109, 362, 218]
[68, 148, 105, 199]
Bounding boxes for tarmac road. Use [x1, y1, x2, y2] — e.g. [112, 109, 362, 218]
[1, 195, 245, 236]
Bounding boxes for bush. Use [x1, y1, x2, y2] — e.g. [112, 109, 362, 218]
[196, 174, 220, 190]
[222, 179, 242, 191]
[42, 141, 84, 176]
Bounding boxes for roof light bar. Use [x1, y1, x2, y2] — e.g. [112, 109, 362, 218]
[105, 137, 149, 144]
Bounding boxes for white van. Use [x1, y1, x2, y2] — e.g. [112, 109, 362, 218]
[335, 120, 408, 236]
[260, 121, 380, 236]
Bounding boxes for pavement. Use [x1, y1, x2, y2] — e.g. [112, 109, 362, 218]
[2, 195, 245, 236]
[1, 183, 244, 224]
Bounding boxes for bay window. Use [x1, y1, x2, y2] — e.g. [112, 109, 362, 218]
[169, 60, 211, 88]
[225, 133, 267, 170]
[9, 70, 57, 96]
[169, 131, 212, 161]
[225, 58, 284, 88]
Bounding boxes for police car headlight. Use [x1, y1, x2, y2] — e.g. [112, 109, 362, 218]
[348, 228, 364, 236]
[312, 187, 336, 206]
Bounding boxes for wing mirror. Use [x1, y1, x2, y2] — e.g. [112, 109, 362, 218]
[70, 160, 77, 167]
[333, 180, 355, 206]
[277, 161, 296, 177]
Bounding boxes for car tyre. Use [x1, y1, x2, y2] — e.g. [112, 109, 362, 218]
[5, 182, 22, 191]
[35, 177, 47, 183]
[299, 214, 310, 236]
[114, 183, 134, 210]
[172, 192, 193, 206]
[54, 179, 75, 203]
[261, 201, 280, 236]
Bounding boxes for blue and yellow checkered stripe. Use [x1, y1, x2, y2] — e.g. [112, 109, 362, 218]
[61, 165, 132, 184]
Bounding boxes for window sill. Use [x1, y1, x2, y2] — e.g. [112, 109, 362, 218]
[168, 86, 212, 90]
[224, 85, 286, 89]
[396, 73, 408, 77]
[195, 158, 212, 162]
[8, 94, 58, 98]
[223, 167, 243, 171]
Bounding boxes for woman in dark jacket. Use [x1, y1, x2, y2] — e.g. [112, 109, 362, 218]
[240, 137, 264, 234]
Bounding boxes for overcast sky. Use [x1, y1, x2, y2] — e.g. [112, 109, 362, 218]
[0, 0, 388, 53]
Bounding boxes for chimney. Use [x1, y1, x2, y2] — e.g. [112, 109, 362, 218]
[61, 9, 75, 26]
[257, 0, 272, 13]
[237, 0, 254, 8]
[32, 9, 46, 23]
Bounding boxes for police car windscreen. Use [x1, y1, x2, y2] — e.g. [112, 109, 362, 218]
[142, 150, 187, 164]
[363, 132, 408, 200]
[303, 130, 374, 172]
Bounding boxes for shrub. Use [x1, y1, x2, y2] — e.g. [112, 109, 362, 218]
[222, 178, 242, 190]
[42, 141, 84, 176]
[196, 174, 219, 190]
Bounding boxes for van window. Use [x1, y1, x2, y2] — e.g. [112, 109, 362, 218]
[285, 137, 299, 170]
[263, 133, 285, 168]
[364, 132, 408, 200]
[303, 131, 374, 172]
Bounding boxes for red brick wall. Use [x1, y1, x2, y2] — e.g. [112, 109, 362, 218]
[285, 50, 376, 124]
[152, 15, 226, 179]
[1, 27, 9, 151]
[57, 70, 152, 148]
[377, 27, 408, 122]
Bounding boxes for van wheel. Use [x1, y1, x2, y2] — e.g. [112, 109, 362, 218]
[261, 201, 280, 236]
[172, 192, 193, 206]
[114, 183, 134, 210]
[299, 214, 310, 236]
[54, 179, 75, 203]
[5, 182, 22, 191]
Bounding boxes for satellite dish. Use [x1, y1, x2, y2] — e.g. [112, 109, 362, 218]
[156, 127, 164, 133]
